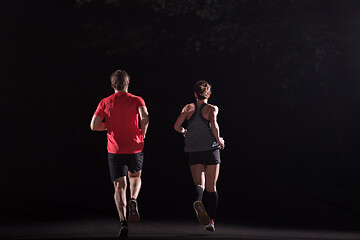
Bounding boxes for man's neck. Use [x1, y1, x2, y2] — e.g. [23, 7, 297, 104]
[115, 89, 128, 93]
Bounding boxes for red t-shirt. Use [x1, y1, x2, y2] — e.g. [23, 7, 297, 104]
[94, 92, 146, 154]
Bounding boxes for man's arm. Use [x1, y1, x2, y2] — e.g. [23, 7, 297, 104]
[90, 115, 107, 131]
[138, 106, 149, 138]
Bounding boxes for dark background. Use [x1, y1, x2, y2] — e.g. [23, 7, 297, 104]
[2, 0, 360, 229]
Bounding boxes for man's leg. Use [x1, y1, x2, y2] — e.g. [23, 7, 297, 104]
[128, 171, 141, 222]
[127, 151, 144, 223]
[113, 176, 127, 222]
[129, 170, 142, 200]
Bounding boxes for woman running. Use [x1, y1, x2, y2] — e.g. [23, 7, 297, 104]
[174, 80, 225, 232]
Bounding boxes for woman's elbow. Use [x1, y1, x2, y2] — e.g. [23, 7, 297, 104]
[174, 124, 179, 131]
[211, 122, 219, 129]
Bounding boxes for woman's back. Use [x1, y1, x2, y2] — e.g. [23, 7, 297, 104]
[184, 102, 220, 152]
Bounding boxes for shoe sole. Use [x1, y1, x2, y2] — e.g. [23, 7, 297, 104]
[204, 224, 215, 232]
[193, 201, 209, 226]
[128, 200, 140, 222]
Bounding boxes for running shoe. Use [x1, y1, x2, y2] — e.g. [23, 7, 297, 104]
[204, 219, 215, 232]
[193, 201, 209, 226]
[117, 224, 128, 238]
[128, 198, 140, 222]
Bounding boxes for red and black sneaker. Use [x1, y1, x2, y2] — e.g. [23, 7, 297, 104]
[204, 219, 215, 232]
[128, 198, 140, 222]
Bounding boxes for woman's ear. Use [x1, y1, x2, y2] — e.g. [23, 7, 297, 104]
[194, 92, 198, 99]
[208, 92, 212, 98]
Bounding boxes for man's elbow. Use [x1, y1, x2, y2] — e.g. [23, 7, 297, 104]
[142, 115, 150, 123]
[90, 122, 97, 131]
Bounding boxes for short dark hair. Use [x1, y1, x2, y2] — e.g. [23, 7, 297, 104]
[194, 80, 211, 100]
[111, 70, 130, 91]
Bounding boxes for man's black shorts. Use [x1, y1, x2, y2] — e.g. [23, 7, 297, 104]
[188, 149, 221, 166]
[108, 152, 144, 181]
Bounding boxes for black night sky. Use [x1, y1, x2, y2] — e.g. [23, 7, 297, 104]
[2, 0, 360, 231]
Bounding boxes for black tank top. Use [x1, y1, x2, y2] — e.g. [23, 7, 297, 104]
[184, 103, 220, 152]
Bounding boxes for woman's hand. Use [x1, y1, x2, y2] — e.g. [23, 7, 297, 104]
[182, 129, 187, 137]
[218, 137, 225, 149]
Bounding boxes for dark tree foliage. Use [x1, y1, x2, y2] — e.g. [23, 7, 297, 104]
[72, 0, 355, 100]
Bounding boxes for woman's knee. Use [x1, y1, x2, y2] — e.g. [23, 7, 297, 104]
[195, 184, 205, 190]
[205, 183, 217, 192]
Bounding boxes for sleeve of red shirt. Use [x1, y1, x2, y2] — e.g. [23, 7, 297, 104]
[94, 99, 105, 119]
[137, 97, 146, 108]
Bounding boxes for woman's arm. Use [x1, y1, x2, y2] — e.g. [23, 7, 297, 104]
[174, 106, 188, 136]
[90, 115, 107, 131]
[209, 106, 225, 149]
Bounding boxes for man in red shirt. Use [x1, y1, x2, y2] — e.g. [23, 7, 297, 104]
[90, 70, 149, 238]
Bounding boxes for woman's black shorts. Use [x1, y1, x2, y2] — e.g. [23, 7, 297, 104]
[188, 149, 221, 166]
[108, 152, 144, 181]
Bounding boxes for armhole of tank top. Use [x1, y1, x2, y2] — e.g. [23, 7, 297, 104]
[187, 103, 197, 123]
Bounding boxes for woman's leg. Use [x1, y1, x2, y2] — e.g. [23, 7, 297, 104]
[205, 164, 220, 220]
[190, 164, 206, 201]
[190, 164, 210, 225]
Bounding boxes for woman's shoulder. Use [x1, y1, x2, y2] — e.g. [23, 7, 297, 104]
[205, 103, 218, 112]
[182, 103, 195, 113]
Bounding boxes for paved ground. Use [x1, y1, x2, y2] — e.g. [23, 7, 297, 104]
[1, 217, 360, 240]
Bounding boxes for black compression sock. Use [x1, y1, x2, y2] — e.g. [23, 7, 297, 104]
[207, 191, 218, 220]
[194, 185, 204, 202]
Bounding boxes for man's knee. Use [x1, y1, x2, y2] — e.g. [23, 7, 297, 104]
[129, 171, 142, 179]
[114, 176, 127, 191]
